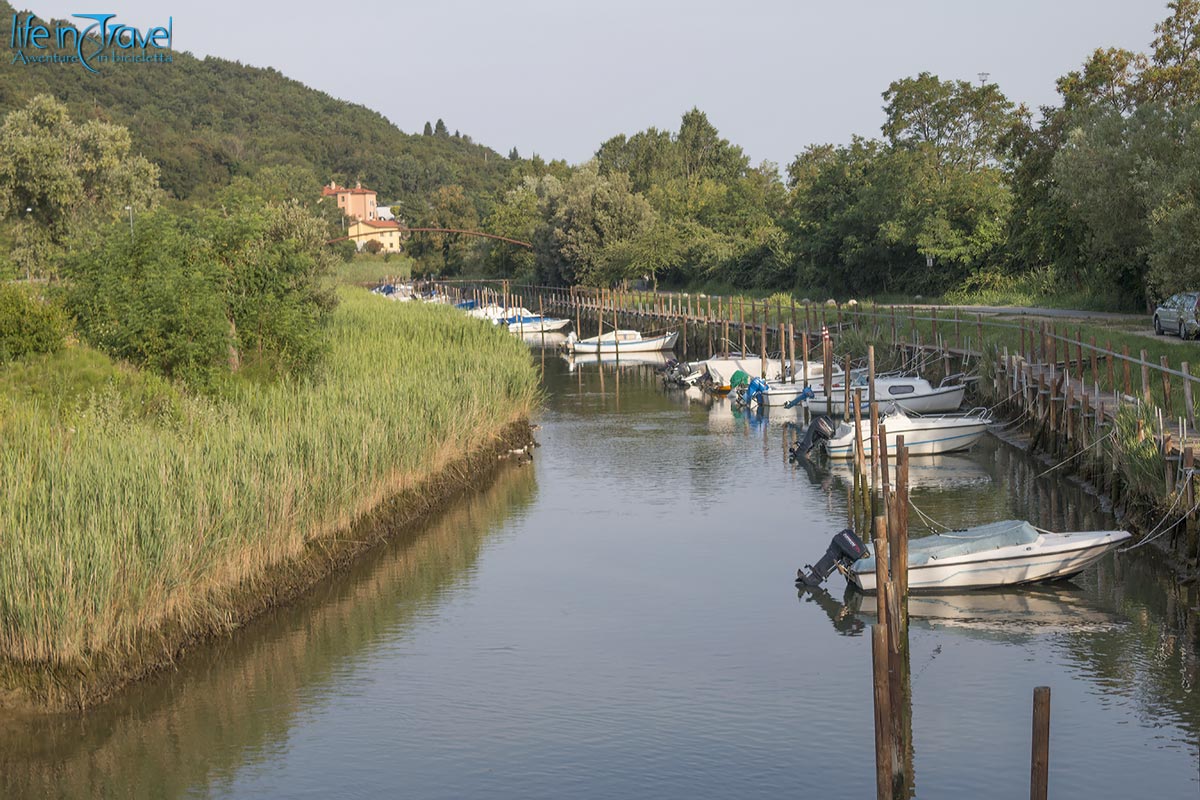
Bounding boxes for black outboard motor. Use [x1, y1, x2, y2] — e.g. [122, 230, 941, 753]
[661, 359, 695, 387]
[796, 528, 869, 587]
[788, 415, 837, 462]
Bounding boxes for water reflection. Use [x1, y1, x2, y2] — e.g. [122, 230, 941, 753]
[3, 356, 1197, 799]
[0, 462, 536, 800]
[823, 585, 1121, 639]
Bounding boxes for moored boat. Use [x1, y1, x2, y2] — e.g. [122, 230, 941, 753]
[801, 407, 992, 459]
[503, 315, 571, 334]
[795, 521, 1131, 593]
[848, 521, 1132, 592]
[566, 329, 679, 354]
[806, 375, 966, 416]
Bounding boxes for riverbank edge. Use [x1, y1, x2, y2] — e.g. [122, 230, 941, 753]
[988, 422, 1200, 583]
[0, 416, 536, 715]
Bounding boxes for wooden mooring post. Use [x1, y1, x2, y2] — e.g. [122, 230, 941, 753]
[1030, 686, 1051, 800]
[872, 623, 894, 800]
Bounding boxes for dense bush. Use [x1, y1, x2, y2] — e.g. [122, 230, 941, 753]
[0, 283, 70, 362]
[64, 213, 231, 388]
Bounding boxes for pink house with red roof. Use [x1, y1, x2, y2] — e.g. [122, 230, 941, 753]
[321, 180, 378, 221]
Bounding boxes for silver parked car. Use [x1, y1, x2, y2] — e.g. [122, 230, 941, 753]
[1154, 291, 1200, 339]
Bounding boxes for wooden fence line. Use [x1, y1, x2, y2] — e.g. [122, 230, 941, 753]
[432, 280, 1200, 429]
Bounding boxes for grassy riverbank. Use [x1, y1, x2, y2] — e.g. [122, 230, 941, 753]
[0, 289, 537, 707]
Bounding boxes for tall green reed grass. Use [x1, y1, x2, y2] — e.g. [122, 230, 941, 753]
[0, 289, 538, 666]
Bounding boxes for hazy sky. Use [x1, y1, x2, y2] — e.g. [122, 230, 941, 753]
[20, 0, 1172, 168]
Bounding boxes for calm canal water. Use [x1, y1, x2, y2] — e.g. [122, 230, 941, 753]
[2, 352, 1197, 798]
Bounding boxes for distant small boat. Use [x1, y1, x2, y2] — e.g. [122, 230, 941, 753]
[469, 304, 533, 322]
[805, 407, 992, 459]
[734, 378, 814, 408]
[807, 375, 966, 416]
[796, 521, 1131, 593]
[502, 315, 571, 334]
[566, 330, 679, 354]
[702, 358, 840, 394]
[848, 520, 1132, 592]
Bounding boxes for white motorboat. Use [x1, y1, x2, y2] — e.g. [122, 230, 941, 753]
[566, 330, 679, 354]
[810, 407, 991, 459]
[705, 358, 841, 393]
[846, 520, 1131, 593]
[807, 375, 965, 416]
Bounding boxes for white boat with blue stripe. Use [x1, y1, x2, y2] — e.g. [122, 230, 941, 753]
[820, 407, 991, 459]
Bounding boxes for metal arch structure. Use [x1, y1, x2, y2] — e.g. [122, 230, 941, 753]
[328, 227, 532, 248]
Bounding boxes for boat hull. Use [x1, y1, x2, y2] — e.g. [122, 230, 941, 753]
[757, 381, 811, 407]
[570, 331, 679, 353]
[507, 317, 570, 334]
[823, 416, 989, 458]
[808, 384, 966, 416]
[849, 531, 1131, 592]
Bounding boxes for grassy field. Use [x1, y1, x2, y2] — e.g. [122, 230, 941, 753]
[332, 254, 414, 286]
[0, 288, 537, 688]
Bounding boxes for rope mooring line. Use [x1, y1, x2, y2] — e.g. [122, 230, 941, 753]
[1119, 470, 1200, 552]
[1033, 428, 1116, 479]
[908, 496, 951, 532]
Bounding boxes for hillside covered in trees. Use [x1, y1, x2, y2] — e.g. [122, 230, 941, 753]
[0, 1, 518, 214]
[6, 2, 1200, 310]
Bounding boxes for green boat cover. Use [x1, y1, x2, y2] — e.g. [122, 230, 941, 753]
[729, 369, 750, 388]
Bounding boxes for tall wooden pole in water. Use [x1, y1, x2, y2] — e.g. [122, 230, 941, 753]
[868, 346, 880, 490]
[872, 624, 894, 800]
[760, 304, 768, 379]
[844, 355, 853, 423]
[822, 331, 832, 413]
[723, 299, 730, 355]
[802, 331, 810, 388]
[853, 388, 866, 475]
[1030, 686, 1051, 800]
[740, 297, 747, 355]
[788, 322, 796, 383]
[894, 439, 910, 603]
[613, 295, 619, 362]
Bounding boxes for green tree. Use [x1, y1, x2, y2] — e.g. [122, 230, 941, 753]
[541, 162, 656, 286]
[64, 212, 230, 387]
[417, 184, 479, 275]
[0, 95, 159, 278]
[205, 198, 338, 374]
[882, 72, 1016, 171]
[434, 118, 449, 138]
[485, 179, 540, 280]
[423, 121, 434, 136]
